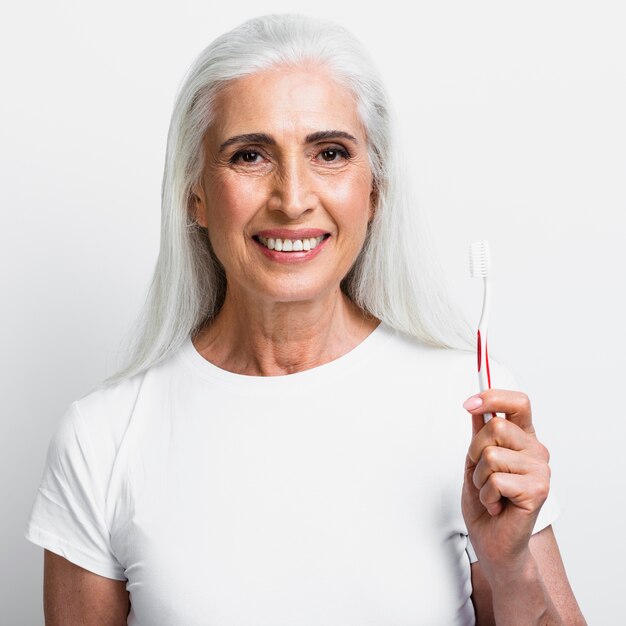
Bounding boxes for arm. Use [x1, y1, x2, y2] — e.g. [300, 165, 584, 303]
[44, 550, 130, 626]
[462, 390, 586, 625]
[470, 526, 586, 625]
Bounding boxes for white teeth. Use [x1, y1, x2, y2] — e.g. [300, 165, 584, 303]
[257, 235, 326, 252]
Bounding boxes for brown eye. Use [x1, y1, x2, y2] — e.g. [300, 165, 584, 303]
[242, 151, 259, 162]
[231, 150, 262, 164]
[320, 147, 350, 162]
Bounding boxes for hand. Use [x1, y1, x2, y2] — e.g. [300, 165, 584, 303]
[461, 389, 551, 580]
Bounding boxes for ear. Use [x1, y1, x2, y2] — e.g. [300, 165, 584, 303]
[368, 184, 378, 222]
[189, 182, 208, 228]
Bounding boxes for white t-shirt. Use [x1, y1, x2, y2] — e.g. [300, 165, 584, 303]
[25, 322, 559, 625]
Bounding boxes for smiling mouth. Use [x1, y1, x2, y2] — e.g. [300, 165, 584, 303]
[253, 234, 330, 252]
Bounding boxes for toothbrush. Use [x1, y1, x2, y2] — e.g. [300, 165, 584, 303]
[469, 240, 497, 423]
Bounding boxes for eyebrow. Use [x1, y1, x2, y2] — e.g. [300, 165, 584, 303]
[218, 130, 359, 153]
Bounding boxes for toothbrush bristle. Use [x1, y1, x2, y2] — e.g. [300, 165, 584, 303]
[469, 240, 491, 278]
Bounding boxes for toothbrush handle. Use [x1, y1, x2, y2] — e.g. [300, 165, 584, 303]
[477, 330, 497, 422]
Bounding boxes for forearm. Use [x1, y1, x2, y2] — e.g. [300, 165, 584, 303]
[487, 552, 564, 626]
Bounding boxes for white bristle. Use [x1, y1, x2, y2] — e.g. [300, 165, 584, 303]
[469, 240, 491, 278]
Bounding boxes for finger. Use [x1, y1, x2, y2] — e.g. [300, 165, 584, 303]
[472, 445, 537, 491]
[463, 464, 492, 523]
[470, 412, 489, 438]
[479, 472, 550, 516]
[463, 389, 535, 434]
[468, 415, 529, 464]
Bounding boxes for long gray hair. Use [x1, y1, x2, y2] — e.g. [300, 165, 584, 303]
[105, 13, 472, 385]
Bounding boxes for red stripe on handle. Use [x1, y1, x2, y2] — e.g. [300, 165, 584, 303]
[478, 331, 496, 418]
[486, 337, 491, 388]
[486, 337, 496, 418]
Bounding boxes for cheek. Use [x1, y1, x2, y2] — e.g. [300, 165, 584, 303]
[206, 177, 260, 237]
[327, 175, 373, 232]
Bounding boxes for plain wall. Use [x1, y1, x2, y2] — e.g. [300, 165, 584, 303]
[2, 1, 624, 623]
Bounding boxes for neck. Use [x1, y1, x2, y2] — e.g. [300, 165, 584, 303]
[192, 287, 379, 376]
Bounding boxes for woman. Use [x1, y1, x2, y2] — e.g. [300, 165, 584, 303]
[25, 13, 585, 625]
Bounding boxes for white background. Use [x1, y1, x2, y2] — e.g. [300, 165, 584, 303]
[2, 1, 624, 623]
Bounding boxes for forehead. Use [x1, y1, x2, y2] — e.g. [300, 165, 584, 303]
[208, 65, 365, 142]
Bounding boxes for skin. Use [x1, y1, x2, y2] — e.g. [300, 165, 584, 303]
[44, 550, 129, 625]
[189, 64, 379, 374]
[463, 390, 587, 624]
[44, 64, 586, 624]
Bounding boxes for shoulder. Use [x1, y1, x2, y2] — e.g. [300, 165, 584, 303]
[65, 343, 188, 461]
[379, 324, 472, 374]
[379, 324, 521, 393]
[48, 372, 147, 473]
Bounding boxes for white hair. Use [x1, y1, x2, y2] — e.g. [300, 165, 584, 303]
[104, 12, 473, 385]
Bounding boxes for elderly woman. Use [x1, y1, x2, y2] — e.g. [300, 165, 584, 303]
[25, 13, 585, 626]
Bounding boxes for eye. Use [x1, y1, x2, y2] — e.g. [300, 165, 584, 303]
[230, 149, 264, 164]
[319, 147, 351, 163]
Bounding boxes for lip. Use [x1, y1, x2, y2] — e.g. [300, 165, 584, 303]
[252, 232, 330, 263]
[254, 228, 330, 239]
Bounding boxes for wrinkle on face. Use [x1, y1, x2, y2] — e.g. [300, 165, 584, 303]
[190, 63, 375, 308]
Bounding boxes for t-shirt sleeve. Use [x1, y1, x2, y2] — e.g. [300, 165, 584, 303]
[464, 357, 561, 564]
[24, 401, 126, 580]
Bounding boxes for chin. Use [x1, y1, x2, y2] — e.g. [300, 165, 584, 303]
[254, 278, 341, 305]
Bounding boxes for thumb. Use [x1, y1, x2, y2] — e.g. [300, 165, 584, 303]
[463, 394, 493, 436]
[463, 389, 535, 435]
[470, 412, 487, 437]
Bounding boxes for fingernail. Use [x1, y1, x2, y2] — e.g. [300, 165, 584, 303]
[463, 395, 483, 410]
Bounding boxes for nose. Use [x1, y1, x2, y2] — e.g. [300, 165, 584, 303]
[268, 155, 316, 219]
